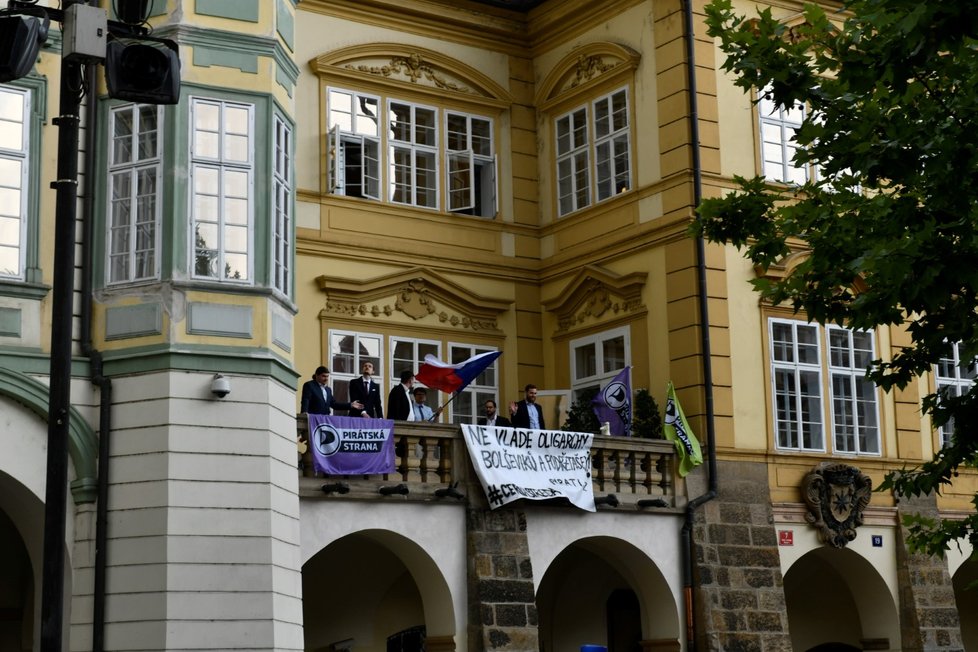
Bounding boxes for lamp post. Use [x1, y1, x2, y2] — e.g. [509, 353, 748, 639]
[0, 0, 179, 647]
[39, 3, 83, 647]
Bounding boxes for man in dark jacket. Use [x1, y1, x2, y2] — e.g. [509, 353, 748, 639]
[477, 399, 511, 427]
[300, 366, 362, 415]
[348, 361, 383, 418]
[510, 384, 545, 430]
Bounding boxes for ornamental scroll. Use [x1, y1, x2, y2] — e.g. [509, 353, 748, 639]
[802, 462, 872, 548]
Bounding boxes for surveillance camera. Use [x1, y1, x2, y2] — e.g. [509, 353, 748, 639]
[211, 374, 231, 398]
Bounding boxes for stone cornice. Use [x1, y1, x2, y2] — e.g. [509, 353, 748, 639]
[536, 41, 641, 112]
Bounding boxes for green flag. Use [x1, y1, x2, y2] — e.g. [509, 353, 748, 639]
[664, 382, 703, 477]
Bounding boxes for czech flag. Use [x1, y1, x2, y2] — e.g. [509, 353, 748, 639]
[416, 351, 502, 394]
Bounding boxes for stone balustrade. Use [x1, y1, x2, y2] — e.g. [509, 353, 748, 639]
[296, 418, 681, 510]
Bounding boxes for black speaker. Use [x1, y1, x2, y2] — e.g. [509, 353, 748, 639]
[105, 38, 181, 105]
[0, 14, 47, 83]
[115, 0, 152, 25]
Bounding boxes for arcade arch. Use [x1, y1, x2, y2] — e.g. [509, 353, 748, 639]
[535, 536, 680, 652]
[301, 529, 457, 652]
[783, 547, 899, 651]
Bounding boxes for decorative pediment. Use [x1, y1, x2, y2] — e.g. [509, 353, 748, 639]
[542, 265, 647, 333]
[311, 44, 512, 106]
[537, 42, 641, 110]
[802, 462, 873, 548]
[316, 268, 511, 333]
[755, 249, 869, 296]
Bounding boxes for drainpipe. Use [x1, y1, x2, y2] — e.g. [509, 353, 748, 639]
[78, 28, 111, 651]
[680, 0, 720, 650]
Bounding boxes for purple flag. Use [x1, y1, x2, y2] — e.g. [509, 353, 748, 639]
[591, 367, 632, 436]
[307, 414, 395, 475]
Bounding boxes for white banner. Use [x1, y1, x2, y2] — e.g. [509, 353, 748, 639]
[461, 424, 595, 512]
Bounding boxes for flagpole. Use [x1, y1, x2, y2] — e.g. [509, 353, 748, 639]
[428, 391, 460, 421]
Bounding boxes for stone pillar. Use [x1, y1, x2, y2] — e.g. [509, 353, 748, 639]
[466, 508, 539, 652]
[691, 460, 792, 652]
[895, 494, 964, 651]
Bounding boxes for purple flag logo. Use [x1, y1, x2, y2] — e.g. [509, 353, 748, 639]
[592, 367, 632, 436]
[308, 414, 396, 475]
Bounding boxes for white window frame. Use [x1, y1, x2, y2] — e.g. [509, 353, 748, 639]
[329, 330, 383, 402]
[0, 85, 30, 281]
[555, 87, 632, 218]
[769, 318, 882, 455]
[555, 105, 590, 217]
[190, 97, 255, 283]
[758, 86, 808, 185]
[106, 103, 162, 285]
[327, 88, 382, 200]
[447, 342, 500, 426]
[935, 341, 976, 447]
[569, 326, 630, 400]
[825, 325, 880, 455]
[769, 318, 826, 452]
[593, 88, 631, 202]
[272, 114, 292, 296]
[388, 99, 438, 209]
[445, 111, 496, 217]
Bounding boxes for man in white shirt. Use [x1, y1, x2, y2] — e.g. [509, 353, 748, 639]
[387, 370, 416, 420]
[411, 387, 435, 422]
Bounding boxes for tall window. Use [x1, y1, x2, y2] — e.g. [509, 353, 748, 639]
[191, 98, 254, 282]
[392, 337, 442, 416]
[329, 330, 382, 402]
[759, 87, 808, 184]
[447, 112, 495, 217]
[935, 342, 976, 447]
[272, 115, 292, 296]
[448, 343, 499, 425]
[556, 87, 630, 217]
[0, 86, 29, 280]
[107, 104, 161, 284]
[327, 87, 496, 216]
[827, 326, 879, 454]
[570, 326, 630, 401]
[389, 101, 437, 208]
[769, 318, 880, 454]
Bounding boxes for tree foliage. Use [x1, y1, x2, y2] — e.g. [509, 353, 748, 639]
[562, 388, 601, 433]
[633, 388, 664, 439]
[695, 0, 978, 557]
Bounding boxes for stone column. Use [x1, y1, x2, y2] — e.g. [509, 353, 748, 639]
[691, 460, 792, 652]
[466, 508, 539, 652]
[895, 494, 964, 651]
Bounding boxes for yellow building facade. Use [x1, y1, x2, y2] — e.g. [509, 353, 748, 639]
[0, 0, 975, 651]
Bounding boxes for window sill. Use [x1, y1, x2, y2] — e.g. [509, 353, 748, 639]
[0, 280, 51, 301]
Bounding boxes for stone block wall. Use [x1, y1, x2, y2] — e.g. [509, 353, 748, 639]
[895, 494, 965, 651]
[466, 508, 539, 652]
[691, 460, 792, 652]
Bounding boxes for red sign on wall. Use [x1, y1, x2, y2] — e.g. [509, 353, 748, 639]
[778, 530, 794, 546]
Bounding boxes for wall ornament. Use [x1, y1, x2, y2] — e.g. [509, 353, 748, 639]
[802, 462, 873, 548]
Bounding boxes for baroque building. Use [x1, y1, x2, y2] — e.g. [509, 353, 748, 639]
[0, 0, 974, 651]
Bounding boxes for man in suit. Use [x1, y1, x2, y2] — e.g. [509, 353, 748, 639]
[348, 361, 383, 418]
[300, 366, 362, 415]
[510, 384, 545, 430]
[387, 370, 416, 420]
[477, 399, 511, 427]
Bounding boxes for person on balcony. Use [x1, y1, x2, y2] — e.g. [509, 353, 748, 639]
[300, 366, 362, 415]
[411, 387, 437, 422]
[349, 361, 383, 418]
[510, 384, 545, 430]
[478, 399, 511, 427]
[387, 370, 417, 420]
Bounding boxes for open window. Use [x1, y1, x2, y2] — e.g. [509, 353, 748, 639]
[328, 125, 380, 200]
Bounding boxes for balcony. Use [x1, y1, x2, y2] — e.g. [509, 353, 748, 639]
[297, 419, 682, 511]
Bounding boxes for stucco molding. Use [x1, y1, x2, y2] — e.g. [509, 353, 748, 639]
[542, 265, 647, 334]
[0, 367, 98, 504]
[311, 43, 513, 107]
[536, 41, 641, 111]
[317, 268, 511, 333]
[755, 247, 869, 295]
